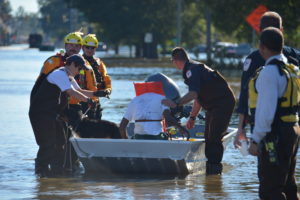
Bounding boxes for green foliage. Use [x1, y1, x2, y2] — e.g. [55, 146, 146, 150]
[206, 0, 300, 47]
[181, 2, 206, 48]
[0, 0, 12, 23]
[0, 0, 12, 45]
[38, 0, 87, 42]
[67, 0, 177, 47]
[41, 0, 300, 50]
[38, 0, 70, 39]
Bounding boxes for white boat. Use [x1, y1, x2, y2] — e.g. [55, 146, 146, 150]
[70, 124, 237, 175]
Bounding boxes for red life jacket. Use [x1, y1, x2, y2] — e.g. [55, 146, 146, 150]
[134, 81, 165, 96]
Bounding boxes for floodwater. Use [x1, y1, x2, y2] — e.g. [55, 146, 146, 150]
[0, 45, 299, 200]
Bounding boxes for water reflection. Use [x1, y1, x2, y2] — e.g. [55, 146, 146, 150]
[203, 175, 226, 199]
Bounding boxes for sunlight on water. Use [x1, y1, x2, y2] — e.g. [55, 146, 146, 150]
[0, 45, 299, 199]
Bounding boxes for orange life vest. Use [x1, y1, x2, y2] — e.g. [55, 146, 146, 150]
[134, 81, 165, 96]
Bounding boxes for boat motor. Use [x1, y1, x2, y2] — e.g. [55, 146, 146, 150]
[145, 73, 187, 120]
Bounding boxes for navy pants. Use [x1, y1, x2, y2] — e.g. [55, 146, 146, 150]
[258, 122, 300, 200]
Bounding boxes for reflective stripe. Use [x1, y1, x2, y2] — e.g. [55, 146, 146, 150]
[280, 115, 299, 123]
[68, 39, 77, 44]
[135, 119, 162, 122]
[87, 42, 96, 46]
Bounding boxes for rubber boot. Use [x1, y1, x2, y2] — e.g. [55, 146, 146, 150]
[49, 164, 65, 177]
[206, 162, 223, 175]
[35, 159, 49, 178]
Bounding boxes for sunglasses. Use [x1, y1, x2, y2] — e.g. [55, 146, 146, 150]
[84, 46, 96, 50]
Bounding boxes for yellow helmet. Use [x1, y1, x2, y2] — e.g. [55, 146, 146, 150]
[64, 32, 83, 45]
[82, 34, 98, 47]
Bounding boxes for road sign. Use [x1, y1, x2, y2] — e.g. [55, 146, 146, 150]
[144, 32, 153, 43]
[246, 5, 268, 33]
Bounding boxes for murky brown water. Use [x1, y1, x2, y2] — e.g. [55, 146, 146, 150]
[0, 45, 299, 200]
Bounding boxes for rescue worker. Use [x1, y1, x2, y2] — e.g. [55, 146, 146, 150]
[30, 31, 84, 102]
[29, 54, 104, 177]
[234, 11, 300, 148]
[29, 31, 84, 175]
[248, 27, 300, 200]
[82, 34, 112, 119]
[119, 82, 189, 139]
[163, 47, 236, 175]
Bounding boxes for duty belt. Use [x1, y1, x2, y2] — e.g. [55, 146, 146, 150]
[135, 119, 162, 122]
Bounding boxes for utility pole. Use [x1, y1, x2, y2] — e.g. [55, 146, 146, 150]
[68, 0, 78, 32]
[251, 29, 256, 48]
[205, 7, 212, 64]
[176, 0, 182, 46]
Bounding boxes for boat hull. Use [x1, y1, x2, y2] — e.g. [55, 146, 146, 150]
[70, 125, 237, 175]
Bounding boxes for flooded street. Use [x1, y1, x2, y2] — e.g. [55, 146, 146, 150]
[0, 45, 299, 199]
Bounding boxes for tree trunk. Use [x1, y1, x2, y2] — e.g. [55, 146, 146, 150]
[114, 44, 119, 55]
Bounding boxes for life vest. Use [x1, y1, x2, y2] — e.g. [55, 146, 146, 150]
[134, 81, 165, 96]
[248, 59, 300, 123]
[83, 55, 112, 91]
[248, 67, 263, 110]
[41, 53, 66, 75]
[69, 63, 97, 105]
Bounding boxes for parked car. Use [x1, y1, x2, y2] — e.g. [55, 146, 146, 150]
[188, 44, 207, 60]
[191, 44, 207, 53]
[96, 42, 108, 51]
[213, 42, 238, 58]
[235, 43, 252, 57]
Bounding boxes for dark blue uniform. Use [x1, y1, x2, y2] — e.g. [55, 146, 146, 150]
[183, 60, 236, 174]
[236, 46, 300, 127]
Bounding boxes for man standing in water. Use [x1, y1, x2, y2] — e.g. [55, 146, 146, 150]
[29, 54, 103, 177]
[29, 31, 85, 175]
[234, 11, 300, 148]
[163, 47, 235, 175]
[248, 27, 300, 200]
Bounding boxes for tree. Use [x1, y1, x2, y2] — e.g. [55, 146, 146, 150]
[65, 0, 178, 57]
[38, 0, 87, 45]
[205, 0, 300, 47]
[11, 6, 42, 43]
[0, 0, 12, 45]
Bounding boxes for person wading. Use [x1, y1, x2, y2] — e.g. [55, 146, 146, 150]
[29, 54, 104, 177]
[162, 47, 236, 175]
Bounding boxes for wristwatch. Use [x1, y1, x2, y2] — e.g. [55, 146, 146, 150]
[190, 116, 196, 121]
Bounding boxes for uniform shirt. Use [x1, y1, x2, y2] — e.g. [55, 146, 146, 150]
[47, 67, 80, 92]
[236, 50, 264, 115]
[183, 60, 214, 94]
[252, 54, 287, 143]
[123, 93, 169, 135]
[236, 46, 300, 116]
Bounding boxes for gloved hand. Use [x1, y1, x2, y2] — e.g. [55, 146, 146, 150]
[87, 98, 97, 109]
[93, 89, 110, 98]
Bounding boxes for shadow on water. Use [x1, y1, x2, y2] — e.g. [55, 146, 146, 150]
[33, 172, 190, 200]
[81, 172, 187, 183]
